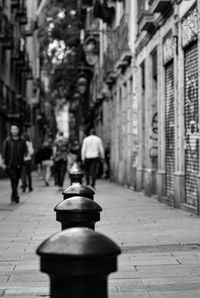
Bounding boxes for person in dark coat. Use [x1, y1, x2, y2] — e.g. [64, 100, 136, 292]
[2, 124, 27, 203]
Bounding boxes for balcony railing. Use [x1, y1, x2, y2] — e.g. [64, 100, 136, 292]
[6, 89, 21, 120]
[0, 79, 7, 113]
[0, 79, 3, 99]
[103, 48, 114, 78]
[0, 15, 13, 49]
[8, 90, 16, 113]
[15, 7, 28, 25]
[24, 66, 33, 80]
[11, 37, 21, 62]
[138, 10, 154, 32]
[0, 83, 21, 118]
[14, 0, 28, 25]
[11, 0, 20, 11]
[148, 0, 172, 14]
[103, 13, 131, 79]
[115, 14, 131, 61]
[5, 85, 11, 112]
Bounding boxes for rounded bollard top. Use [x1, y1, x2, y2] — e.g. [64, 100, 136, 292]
[54, 196, 102, 213]
[36, 227, 121, 259]
[63, 184, 95, 196]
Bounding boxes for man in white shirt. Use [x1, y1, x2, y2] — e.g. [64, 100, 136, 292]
[81, 128, 104, 189]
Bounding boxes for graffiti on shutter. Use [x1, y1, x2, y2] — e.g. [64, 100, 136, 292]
[165, 62, 175, 199]
[184, 42, 199, 207]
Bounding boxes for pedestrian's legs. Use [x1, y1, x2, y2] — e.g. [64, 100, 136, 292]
[6, 168, 15, 201]
[21, 164, 27, 191]
[84, 159, 91, 186]
[42, 164, 48, 185]
[42, 164, 46, 182]
[90, 158, 99, 188]
[7, 167, 21, 202]
[54, 161, 59, 186]
[57, 160, 61, 187]
[15, 167, 22, 199]
[45, 165, 51, 185]
[37, 163, 42, 179]
[59, 160, 67, 187]
[106, 160, 110, 179]
[26, 161, 33, 191]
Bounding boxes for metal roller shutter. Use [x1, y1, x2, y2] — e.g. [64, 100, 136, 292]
[184, 42, 198, 207]
[165, 62, 175, 198]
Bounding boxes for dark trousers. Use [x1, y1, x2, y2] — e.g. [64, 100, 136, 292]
[54, 159, 67, 187]
[84, 158, 99, 187]
[21, 160, 32, 190]
[6, 166, 22, 199]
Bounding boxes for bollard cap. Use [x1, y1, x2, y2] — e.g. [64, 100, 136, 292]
[63, 184, 95, 197]
[54, 196, 102, 213]
[36, 228, 121, 276]
[37, 228, 121, 258]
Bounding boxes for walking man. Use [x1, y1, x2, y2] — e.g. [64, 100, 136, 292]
[81, 128, 104, 189]
[53, 132, 68, 190]
[21, 133, 34, 192]
[2, 124, 27, 203]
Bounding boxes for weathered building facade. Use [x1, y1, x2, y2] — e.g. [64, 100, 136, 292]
[88, 0, 138, 186]
[136, 0, 200, 213]
[87, 0, 200, 214]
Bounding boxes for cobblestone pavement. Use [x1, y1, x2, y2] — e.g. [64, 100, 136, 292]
[1, 175, 200, 297]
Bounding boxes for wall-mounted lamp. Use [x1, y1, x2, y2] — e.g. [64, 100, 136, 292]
[83, 35, 99, 65]
[77, 73, 88, 94]
[72, 91, 81, 101]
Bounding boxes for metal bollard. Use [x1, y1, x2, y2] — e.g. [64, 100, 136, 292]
[63, 183, 95, 200]
[54, 196, 102, 230]
[36, 227, 121, 298]
[69, 162, 84, 184]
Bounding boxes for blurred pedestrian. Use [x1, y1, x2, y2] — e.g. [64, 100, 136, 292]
[53, 132, 68, 190]
[67, 139, 79, 172]
[104, 141, 110, 179]
[34, 146, 43, 179]
[81, 128, 104, 189]
[40, 141, 53, 186]
[2, 124, 27, 203]
[21, 133, 34, 192]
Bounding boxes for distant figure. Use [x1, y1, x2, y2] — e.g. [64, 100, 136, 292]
[34, 146, 43, 178]
[104, 142, 110, 179]
[81, 128, 104, 189]
[40, 141, 53, 186]
[2, 124, 27, 203]
[21, 133, 34, 192]
[53, 132, 68, 190]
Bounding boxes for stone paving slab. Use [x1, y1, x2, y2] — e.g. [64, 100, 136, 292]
[110, 294, 150, 298]
[149, 290, 200, 297]
[1, 178, 200, 297]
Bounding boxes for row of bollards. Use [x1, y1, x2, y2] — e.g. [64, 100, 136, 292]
[36, 163, 121, 298]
